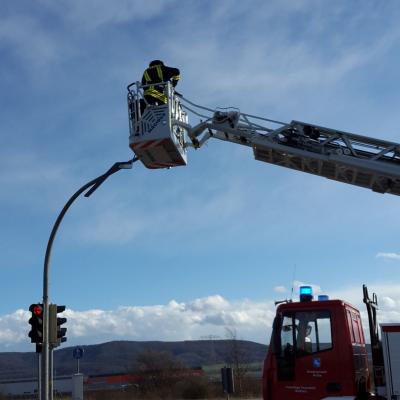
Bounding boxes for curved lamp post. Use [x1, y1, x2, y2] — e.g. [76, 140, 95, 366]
[41, 157, 138, 400]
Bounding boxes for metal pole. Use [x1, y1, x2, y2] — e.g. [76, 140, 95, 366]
[40, 158, 138, 400]
[49, 348, 53, 400]
[41, 179, 97, 400]
[38, 352, 41, 400]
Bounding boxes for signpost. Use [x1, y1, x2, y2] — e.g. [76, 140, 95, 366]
[73, 347, 84, 374]
[72, 347, 84, 400]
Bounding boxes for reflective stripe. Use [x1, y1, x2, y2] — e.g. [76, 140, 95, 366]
[156, 65, 163, 81]
[144, 66, 163, 83]
[172, 74, 180, 81]
[144, 70, 151, 82]
[144, 88, 167, 103]
[145, 88, 165, 99]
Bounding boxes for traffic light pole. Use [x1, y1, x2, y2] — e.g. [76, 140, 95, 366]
[41, 158, 138, 400]
[38, 353, 41, 399]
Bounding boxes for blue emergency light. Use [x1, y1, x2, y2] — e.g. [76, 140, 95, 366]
[299, 285, 313, 302]
[318, 295, 329, 301]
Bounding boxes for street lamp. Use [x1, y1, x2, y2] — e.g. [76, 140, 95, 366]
[40, 157, 138, 400]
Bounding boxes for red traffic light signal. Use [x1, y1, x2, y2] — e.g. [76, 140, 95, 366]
[32, 305, 43, 316]
[28, 303, 44, 346]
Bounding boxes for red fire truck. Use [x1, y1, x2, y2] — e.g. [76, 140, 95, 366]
[126, 82, 400, 399]
[262, 286, 399, 400]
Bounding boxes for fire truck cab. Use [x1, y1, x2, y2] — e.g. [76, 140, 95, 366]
[263, 287, 371, 400]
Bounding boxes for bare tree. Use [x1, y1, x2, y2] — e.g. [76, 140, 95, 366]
[135, 349, 187, 397]
[225, 328, 250, 397]
[200, 334, 220, 364]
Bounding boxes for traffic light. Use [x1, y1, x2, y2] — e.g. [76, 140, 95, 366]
[28, 303, 43, 344]
[49, 304, 67, 348]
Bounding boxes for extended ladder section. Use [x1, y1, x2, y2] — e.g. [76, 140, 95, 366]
[127, 87, 400, 195]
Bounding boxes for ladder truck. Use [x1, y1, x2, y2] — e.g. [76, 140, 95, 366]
[127, 81, 400, 196]
[127, 82, 400, 399]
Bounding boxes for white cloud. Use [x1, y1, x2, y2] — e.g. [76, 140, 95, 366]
[376, 252, 400, 261]
[64, 296, 275, 346]
[38, 0, 177, 30]
[381, 296, 397, 309]
[186, 295, 229, 312]
[0, 310, 31, 347]
[5, 283, 400, 352]
[0, 0, 177, 76]
[274, 286, 287, 294]
[165, 1, 400, 113]
[329, 284, 400, 339]
[0, 295, 275, 351]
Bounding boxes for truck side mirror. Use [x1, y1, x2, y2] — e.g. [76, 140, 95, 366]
[271, 314, 283, 355]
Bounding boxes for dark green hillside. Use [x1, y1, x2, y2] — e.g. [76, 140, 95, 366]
[0, 340, 268, 380]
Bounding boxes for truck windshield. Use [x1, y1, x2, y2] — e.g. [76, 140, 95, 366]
[279, 310, 332, 358]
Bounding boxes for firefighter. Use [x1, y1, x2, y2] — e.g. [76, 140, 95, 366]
[141, 60, 180, 108]
[304, 325, 312, 353]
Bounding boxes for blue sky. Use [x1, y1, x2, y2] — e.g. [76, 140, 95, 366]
[1, 0, 400, 351]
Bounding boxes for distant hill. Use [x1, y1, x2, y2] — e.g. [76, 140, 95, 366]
[0, 340, 268, 381]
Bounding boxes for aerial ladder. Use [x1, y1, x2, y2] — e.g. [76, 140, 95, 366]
[127, 81, 400, 196]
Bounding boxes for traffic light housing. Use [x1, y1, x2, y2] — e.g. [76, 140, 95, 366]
[28, 304, 44, 345]
[49, 304, 67, 348]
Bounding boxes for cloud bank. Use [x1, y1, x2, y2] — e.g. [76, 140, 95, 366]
[6, 283, 400, 352]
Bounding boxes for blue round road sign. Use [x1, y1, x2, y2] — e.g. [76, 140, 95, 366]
[73, 346, 84, 359]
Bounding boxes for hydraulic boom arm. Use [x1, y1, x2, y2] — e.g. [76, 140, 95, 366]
[127, 82, 400, 196]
